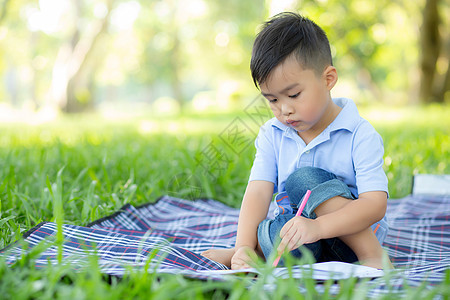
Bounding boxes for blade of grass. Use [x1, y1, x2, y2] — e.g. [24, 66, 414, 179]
[46, 167, 65, 264]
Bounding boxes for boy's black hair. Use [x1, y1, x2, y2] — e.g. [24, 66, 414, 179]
[250, 12, 333, 88]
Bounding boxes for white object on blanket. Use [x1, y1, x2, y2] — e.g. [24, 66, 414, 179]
[194, 261, 384, 280]
[412, 174, 450, 196]
[308, 261, 384, 279]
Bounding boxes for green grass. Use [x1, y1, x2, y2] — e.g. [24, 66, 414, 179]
[0, 104, 449, 299]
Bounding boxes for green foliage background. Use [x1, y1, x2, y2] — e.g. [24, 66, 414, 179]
[1, 0, 448, 111]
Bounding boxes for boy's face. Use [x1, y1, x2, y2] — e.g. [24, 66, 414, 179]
[259, 55, 337, 135]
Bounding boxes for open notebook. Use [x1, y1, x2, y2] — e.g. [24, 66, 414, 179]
[192, 261, 384, 281]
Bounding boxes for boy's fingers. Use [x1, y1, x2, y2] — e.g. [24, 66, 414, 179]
[231, 258, 243, 269]
[231, 258, 250, 270]
[279, 228, 303, 253]
[231, 262, 242, 269]
[279, 221, 293, 238]
[288, 232, 303, 251]
[231, 247, 256, 270]
[277, 231, 295, 253]
[280, 227, 298, 251]
[277, 232, 290, 253]
[279, 223, 295, 243]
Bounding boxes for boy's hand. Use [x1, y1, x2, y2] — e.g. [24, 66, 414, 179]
[231, 246, 256, 270]
[277, 217, 321, 254]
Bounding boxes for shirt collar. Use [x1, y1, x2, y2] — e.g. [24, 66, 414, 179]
[328, 98, 360, 133]
[270, 97, 360, 134]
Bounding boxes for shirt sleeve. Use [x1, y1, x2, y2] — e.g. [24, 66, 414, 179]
[352, 121, 389, 198]
[248, 122, 278, 193]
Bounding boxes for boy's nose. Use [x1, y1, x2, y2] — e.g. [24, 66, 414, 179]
[281, 103, 293, 116]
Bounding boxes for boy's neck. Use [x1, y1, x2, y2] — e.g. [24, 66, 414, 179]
[297, 100, 342, 145]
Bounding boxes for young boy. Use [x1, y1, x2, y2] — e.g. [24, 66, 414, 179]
[202, 12, 392, 270]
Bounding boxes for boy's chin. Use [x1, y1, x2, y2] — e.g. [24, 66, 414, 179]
[288, 123, 309, 132]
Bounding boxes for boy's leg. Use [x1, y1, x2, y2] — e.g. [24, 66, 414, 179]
[285, 167, 354, 218]
[314, 196, 391, 268]
[285, 167, 391, 269]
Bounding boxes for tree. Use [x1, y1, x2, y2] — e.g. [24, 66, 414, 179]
[50, 0, 114, 112]
[419, 0, 449, 103]
[0, 0, 11, 24]
[135, 0, 265, 112]
[0, 0, 448, 112]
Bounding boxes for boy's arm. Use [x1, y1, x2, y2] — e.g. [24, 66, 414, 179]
[315, 190, 387, 239]
[315, 120, 388, 239]
[232, 180, 274, 268]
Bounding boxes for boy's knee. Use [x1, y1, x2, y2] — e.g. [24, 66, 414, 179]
[257, 215, 293, 259]
[285, 167, 336, 196]
[285, 167, 354, 218]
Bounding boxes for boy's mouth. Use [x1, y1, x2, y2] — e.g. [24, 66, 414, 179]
[286, 119, 300, 126]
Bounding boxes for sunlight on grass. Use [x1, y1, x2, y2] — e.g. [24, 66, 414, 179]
[1, 105, 448, 200]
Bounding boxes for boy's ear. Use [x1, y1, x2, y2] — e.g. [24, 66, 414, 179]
[323, 66, 338, 90]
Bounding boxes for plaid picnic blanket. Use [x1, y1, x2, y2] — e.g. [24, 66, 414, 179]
[1, 194, 449, 292]
[382, 194, 450, 283]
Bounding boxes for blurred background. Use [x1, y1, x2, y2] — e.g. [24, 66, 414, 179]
[0, 0, 449, 122]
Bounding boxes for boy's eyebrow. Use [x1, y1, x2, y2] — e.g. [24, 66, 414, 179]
[261, 83, 299, 97]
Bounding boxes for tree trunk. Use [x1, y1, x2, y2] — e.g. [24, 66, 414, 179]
[419, 0, 441, 103]
[50, 0, 113, 113]
[434, 37, 450, 103]
[169, 31, 184, 112]
[0, 0, 11, 24]
[438, 59, 450, 102]
[167, 0, 184, 113]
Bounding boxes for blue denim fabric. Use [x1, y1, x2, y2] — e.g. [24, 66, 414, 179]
[257, 166, 388, 265]
[285, 167, 355, 219]
[273, 192, 294, 217]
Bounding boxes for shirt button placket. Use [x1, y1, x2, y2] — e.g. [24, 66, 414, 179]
[300, 148, 313, 167]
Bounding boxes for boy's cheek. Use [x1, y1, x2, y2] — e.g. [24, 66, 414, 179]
[271, 107, 282, 118]
[302, 104, 323, 122]
[269, 105, 280, 114]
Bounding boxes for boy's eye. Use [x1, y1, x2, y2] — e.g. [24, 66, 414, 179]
[289, 92, 300, 98]
[268, 99, 278, 103]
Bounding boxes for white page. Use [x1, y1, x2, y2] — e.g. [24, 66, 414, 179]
[194, 261, 384, 280]
[309, 261, 384, 279]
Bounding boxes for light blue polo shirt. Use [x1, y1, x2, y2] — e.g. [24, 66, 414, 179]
[248, 98, 388, 198]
